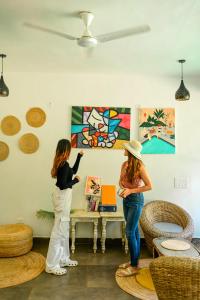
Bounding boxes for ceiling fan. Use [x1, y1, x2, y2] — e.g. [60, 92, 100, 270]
[24, 11, 150, 48]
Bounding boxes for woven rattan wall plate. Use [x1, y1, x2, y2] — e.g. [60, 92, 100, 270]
[0, 141, 9, 161]
[26, 107, 46, 127]
[1, 115, 21, 135]
[19, 133, 39, 154]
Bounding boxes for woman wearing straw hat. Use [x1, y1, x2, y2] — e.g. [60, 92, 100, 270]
[116, 140, 152, 277]
[45, 139, 83, 275]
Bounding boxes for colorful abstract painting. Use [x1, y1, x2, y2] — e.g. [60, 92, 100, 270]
[71, 106, 131, 149]
[139, 108, 175, 154]
[85, 176, 101, 196]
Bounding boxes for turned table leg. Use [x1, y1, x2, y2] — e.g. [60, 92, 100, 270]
[122, 221, 128, 254]
[121, 222, 125, 245]
[93, 220, 98, 253]
[125, 237, 128, 254]
[71, 220, 76, 254]
[101, 218, 107, 253]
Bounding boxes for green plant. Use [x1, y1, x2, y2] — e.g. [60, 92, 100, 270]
[36, 209, 77, 221]
[36, 209, 54, 220]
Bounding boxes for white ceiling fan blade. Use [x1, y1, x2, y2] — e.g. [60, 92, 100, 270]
[96, 25, 150, 43]
[24, 22, 77, 41]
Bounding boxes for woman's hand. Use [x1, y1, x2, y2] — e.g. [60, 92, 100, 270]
[79, 150, 84, 156]
[75, 175, 81, 182]
[120, 188, 132, 198]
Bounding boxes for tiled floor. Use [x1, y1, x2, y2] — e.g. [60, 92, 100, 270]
[0, 238, 151, 300]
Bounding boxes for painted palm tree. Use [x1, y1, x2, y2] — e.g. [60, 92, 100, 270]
[140, 111, 167, 129]
[153, 109, 165, 120]
[140, 115, 156, 127]
[147, 115, 157, 124]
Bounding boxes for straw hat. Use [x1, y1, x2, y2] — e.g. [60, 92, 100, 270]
[19, 133, 39, 154]
[0, 141, 9, 161]
[26, 107, 46, 127]
[1, 115, 21, 135]
[123, 140, 142, 160]
[115, 258, 158, 300]
[0, 251, 45, 288]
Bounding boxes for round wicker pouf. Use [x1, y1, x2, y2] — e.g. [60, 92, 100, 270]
[0, 224, 33, 257]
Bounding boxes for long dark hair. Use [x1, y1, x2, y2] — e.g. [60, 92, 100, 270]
[126, 151, 143, 183]
[51, 139, 71, 178]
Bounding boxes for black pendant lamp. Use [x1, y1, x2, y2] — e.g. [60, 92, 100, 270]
[0, 54, 9, 97]
[175, 59, 190, 101]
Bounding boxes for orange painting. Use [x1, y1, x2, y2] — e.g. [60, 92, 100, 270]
[101, 185, 116, 205]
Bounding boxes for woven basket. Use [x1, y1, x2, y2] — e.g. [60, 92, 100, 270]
[0, 224, 33, 257]
[150, 256, 200, 300]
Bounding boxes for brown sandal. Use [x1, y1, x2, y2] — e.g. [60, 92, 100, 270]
[116, 266, 139, 277]
[118, 262, 131, 269]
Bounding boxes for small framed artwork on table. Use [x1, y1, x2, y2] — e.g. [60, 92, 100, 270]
[85, 176, 101, 196]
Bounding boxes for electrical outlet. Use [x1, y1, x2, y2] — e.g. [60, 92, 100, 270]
[174, 177, 188, 189]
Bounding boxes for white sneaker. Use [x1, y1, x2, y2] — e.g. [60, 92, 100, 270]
[45, 266, 67, 275]
[60, 259, 78, 267]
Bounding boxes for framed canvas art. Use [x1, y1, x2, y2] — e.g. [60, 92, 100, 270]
[101, 185, 116, 206]
[71, 106, 131, 149]
[139, 108, 175, 154]
[85, 176, 101, 196]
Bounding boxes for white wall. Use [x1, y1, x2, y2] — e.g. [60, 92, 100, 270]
[0, 72, 200, 237]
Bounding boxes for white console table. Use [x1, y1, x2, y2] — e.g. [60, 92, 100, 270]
[99, 211, 128, 254]
[70, 210, 100, 254]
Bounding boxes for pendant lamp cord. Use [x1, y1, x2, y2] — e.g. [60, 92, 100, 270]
[181, 62, 183, 80]
[1, 56, 3, 76]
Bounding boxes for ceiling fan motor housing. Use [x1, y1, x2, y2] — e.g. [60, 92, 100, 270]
[77, 36, 98, 47]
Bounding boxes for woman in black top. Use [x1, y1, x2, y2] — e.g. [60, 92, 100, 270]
[46, 139, 83, 275]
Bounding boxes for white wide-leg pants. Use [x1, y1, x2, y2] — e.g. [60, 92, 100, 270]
[46, 188, 72, 270]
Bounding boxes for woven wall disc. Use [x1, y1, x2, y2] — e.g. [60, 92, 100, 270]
[0, 141, 9, 161]
[26, 107, 46, 127]
[19, 133, 39, 154]
[1, 115, 21, 135]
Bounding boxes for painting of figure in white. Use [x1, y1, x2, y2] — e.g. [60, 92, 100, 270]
[71, 106, 130, 149]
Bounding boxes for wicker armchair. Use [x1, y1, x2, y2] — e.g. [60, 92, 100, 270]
[150, 256, 200, 300]
[140, 200, 194, 252]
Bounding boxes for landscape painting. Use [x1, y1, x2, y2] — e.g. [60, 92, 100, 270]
[139, 108, 175, 154]
[71, 106, 131, 149]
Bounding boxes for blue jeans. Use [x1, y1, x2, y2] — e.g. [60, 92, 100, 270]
[123, 193, 144, 267]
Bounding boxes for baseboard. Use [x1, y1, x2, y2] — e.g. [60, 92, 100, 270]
[33, 237, 146, 245]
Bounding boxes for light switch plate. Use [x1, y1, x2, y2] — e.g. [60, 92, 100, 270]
[174, 177, 189, 189]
